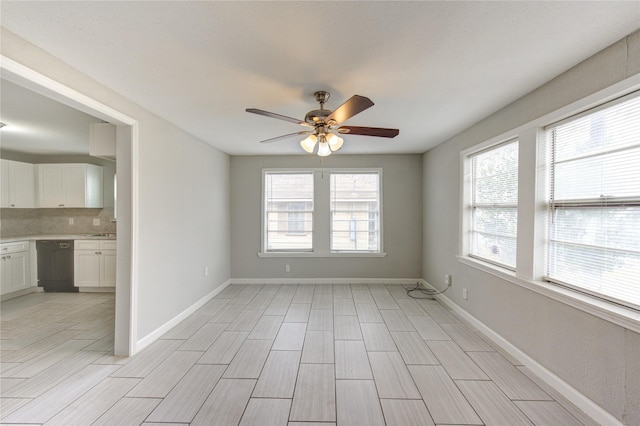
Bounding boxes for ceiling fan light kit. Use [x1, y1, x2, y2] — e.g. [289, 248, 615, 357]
[247, 91, 399, 157]
[300, 134, 317, 153]
[317, 141, 332, 157]
[300, 132, 344, 155]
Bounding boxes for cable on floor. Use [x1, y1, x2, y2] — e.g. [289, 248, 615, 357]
[406, 281, 450, 299]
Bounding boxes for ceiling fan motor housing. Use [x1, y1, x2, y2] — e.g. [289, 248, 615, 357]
[305, 91, 332, 125]
[314, 90, 330, 104]
[304, 109, 330, 125]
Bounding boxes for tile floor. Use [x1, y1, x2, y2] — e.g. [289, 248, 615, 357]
[0, 284, 597, 425]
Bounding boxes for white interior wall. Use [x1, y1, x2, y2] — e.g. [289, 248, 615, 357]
[422, 31, 640, 424]
[134, 114, 230, 339]
[1, 28, 231, 349]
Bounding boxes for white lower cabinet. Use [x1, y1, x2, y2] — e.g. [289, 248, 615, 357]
[74, 240, 116, 288]
[1, 241, 31, 295]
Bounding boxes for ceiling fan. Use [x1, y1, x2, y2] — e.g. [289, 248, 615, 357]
[246, 91, 399, 156]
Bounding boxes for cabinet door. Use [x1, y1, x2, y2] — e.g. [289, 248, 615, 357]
[10, 161, 36, 208]
[63, 165, 87, 207]
[0, 160, 10, 208]
[101, 251, 117, 287]
[0, 257, 6, 294]
[74, 250, 101, 287]
[38, 165, 66, 207]
[2, 252, 29, 294]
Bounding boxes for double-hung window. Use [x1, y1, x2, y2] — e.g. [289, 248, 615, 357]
[330, 172, 381, 252]
[468, 139, 519, 269]
[264, 172, 313, 252]
[262, 169, 383, 255]
[545, 92, 640, 309]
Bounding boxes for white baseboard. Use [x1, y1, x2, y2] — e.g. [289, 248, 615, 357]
[420, 279, 621, 426]
[135, 279, 231, 352]
[0, 286, 42, 301]
[78, 287, 116, 293]
[230, 278, 421, 285]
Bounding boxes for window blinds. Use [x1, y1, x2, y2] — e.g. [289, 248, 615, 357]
[546, 91, 640, 309]
[264, 172, 314, 251]
[330, 173, 380, 252]
[470, 140, 519, 269]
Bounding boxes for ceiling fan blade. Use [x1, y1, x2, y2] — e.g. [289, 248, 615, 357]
[246, 108, 312, 127]
[326, 95, 374, 125]
[259, 130, 313, 144]
[337, 126, 399, 138]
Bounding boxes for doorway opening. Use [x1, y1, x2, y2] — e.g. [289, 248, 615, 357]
[1, 55, 138, 356]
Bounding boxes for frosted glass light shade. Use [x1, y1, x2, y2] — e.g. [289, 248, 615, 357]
[300, 134, 317, 153]
[317, 141, 332, 157]
[327, 133, 344, 151]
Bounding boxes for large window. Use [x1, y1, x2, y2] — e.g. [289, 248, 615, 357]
[330, 173, 380, 252]
[262, 169, 383, 256]
[545, 93, 640, 309]
[460, 85, 640, 328]
[264, 172, 313, 252]
[468, 140, 519, 269]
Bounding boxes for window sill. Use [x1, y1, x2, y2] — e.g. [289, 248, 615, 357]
[457, 255, 640, 334]
[258, 251, 387, 258]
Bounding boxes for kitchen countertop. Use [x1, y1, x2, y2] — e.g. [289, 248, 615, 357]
[1, 234, 117, 243]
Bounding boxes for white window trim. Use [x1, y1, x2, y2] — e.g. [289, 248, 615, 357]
[262, 170, 314, 254]
[459, 73, 640, 332]
[260, 167, 386, 258]
[329, 169, 383, 254]
[463, 138, 519, 270]
[258, 251, 388, 258]
[543, 90, 640, 310]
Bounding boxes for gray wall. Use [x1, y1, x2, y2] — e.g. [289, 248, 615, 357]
[2, 28, 231, 344]
[136, 120, 230, 337]
[231, 154, 422, 280]
[422, 31, 640, 424]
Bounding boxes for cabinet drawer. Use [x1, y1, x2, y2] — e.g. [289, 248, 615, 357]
[100, 241, 117, 250]
[74, 240, 116, 251]
[75, 240, 100, 250]
[1, 241, 29, 254]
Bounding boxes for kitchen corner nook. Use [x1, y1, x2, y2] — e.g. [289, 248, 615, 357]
[1, 159, 117, 300]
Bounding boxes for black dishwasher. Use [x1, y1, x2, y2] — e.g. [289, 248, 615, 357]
[36, 240, 77, 292]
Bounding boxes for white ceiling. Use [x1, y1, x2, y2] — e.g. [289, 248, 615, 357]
[1, 79, 103, 155]
[1, 1, 639, 156]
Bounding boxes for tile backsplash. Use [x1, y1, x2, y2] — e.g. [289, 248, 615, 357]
[0, 208, 116, 237]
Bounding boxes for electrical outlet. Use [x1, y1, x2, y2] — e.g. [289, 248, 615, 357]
[285, 264, 290, 272]
[204, 266, 209, 276]
[93, 218, 100, 226]
[69, 218, 74, 225]
[462, 288, 468, 300]
[444, 274, 451, 286]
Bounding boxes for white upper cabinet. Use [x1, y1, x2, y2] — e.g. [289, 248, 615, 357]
[0, 159, 36, 208]
[1, 160, 9, 207]
[37, 163, 103, 208]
